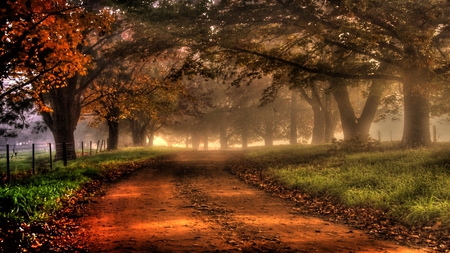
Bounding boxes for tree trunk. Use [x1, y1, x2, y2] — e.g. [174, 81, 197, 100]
[332, 84, 359, 140]
[192, 130, 201, 150]
[242, 127, 248, 148]
[401, 74, 431, 147]
[298, 85, 327, 144]
[130, 119, 148, 146]
[359, 80, 385, 136]
[290, 90, 298, 145]
[324, 93, 336, 142]
[264, 121, 274, 147]
[147, 131, 155, 146]
[107, 120, 119, 150]
[41, 77, 80, 160]
[310, 104, 326, 144]
[332, 79, 385, 141]
[219, 125, 228, 149]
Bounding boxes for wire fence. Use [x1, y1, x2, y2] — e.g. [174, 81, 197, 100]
[0, 140, 107, 183]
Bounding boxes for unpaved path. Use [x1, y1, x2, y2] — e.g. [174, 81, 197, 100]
[79, 151, 428, 252]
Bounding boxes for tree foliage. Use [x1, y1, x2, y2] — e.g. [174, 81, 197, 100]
[0, 0, 114, 105]
[0, 0, 114, 139]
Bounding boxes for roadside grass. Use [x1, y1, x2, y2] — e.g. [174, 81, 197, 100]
[0, 152, 50, 174]
[0, 147, 177, 224]
[245, 143, 450, 229]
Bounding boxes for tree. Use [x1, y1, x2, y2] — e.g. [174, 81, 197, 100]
[207, 0, 450, 147]
[0, 0, 96, 100]
[40, 25, 116, 159]
[99, 0, 450, 148]
[319, 1, 450, 146]
[0, 0, 112, 140]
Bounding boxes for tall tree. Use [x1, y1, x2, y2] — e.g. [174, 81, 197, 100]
[208, 0, 450, 147]
[0, 0, 111, 139]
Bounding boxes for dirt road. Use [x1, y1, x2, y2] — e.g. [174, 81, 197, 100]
[79, 151, 428, 252]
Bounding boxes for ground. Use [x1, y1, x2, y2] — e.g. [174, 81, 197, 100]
[78, 150, 428, 252]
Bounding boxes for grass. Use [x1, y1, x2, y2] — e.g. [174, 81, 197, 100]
[0, 151, 50, 174]
[245, 143, 450, 228]
[3, 143, 450, 230]
[0, 147, 178, 223]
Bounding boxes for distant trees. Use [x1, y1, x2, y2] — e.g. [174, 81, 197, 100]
[6, 0, 450, 149]
[203, 0, 450, 147]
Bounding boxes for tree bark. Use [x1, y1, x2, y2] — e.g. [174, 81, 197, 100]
[130, 118, 148, 146]
[401, 71, 431, 147]
[107, 119, 119, 150]
[332, 79, 385, 141]
[41, 77, 80, 160]
[298, 85, 326, 144]
[310, 103, 326, 144]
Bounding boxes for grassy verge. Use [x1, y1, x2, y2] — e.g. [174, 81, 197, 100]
[244, 143, 450, 229]
[0, 147, 177, 224]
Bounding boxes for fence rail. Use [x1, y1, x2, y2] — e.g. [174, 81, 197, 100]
[0, 140, 107, 183]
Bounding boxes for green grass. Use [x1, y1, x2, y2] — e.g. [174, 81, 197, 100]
[0, 152, 50, 174]
[0, 147, 178, 223]
[245, 143, 450, 228]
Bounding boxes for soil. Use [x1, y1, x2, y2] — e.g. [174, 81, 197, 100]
[78, 150, 429, 252]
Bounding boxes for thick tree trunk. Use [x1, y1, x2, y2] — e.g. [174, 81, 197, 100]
[130, 119, 148, 146]
[332, 84, 359, 140]
[401, 76, 431, 147]
[41, 77, 80, 160]
[107, 120, 119, 150]
[332, 80, 384, 141]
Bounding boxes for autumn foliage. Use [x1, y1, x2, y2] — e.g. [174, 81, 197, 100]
[0, 0, 114, 111]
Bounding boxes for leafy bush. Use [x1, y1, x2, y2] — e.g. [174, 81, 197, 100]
[329, 135, 380, 153]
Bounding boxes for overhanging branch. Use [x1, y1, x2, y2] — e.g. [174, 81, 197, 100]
[225, 47, 403, 82]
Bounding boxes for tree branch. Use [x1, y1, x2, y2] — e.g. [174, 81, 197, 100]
[225, 47, 403, 81]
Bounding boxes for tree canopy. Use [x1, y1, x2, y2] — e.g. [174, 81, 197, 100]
[4, 0, 450, 148]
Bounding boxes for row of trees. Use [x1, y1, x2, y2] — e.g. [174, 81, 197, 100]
[2, 0, 450, 158]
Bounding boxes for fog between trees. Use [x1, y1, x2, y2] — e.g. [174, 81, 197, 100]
[2, 0, 450, 154]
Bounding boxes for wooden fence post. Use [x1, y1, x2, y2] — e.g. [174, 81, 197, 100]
[81, 141, 84, 157]
[48, 143, 53, 171]
[32, 143, 35, 175]
[6, 144, 10, 183]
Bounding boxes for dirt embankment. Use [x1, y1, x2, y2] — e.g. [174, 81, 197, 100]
[78, 151, 428, 252]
